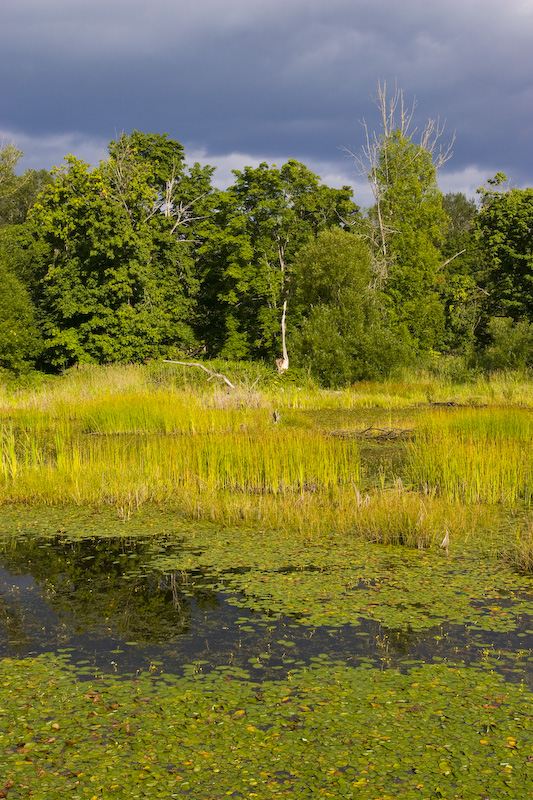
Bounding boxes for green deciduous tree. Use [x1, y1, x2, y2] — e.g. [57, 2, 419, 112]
[0, 142, 52, 228]
[291, 228, 410, 387]
[470, 175, 533, 365]
[0, 143, 45, 372]
[0, 242, 42, 373]
[26, 133, 213, 368]
[476, 174, 533, 321]
[198, 160, 359, 361]
[481, 316, 533, 371]
[438, 192, 483, 353]
[0, 143, 22, 207]
[348, 82, 452, 352]
[443, 192, 477, 241]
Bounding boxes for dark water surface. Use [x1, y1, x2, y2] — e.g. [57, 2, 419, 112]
[2, 406, 533, 683]
[1, 525, 533, 684]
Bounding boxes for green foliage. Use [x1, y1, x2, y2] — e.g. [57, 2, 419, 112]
[2, 133, 531, 380]
[438, 260, 482, 357]
[291, 229, 410, 386]
[442, 191, 477, 240]
[108, 130, 186, 189]
[26, 135, 209, 368]
[476, 178, 533, 322]
[0, 226, 42, 372]
[294, 307, 411, 387]
[376, 131, 447, 245]
[106, 130, 215, 225]
[481, 316, 533, 370]
[0, 141, 52, 228]
[198, 161, 359, 359]
[0, 143, 21, 190]
[0, 259, 42, 373]
[437, 192, 486, 354]
[0, 142, 23, 226]
[372, 130, 449, 350]
[292, 227, 371, 308]
[0, 169, 52, 228]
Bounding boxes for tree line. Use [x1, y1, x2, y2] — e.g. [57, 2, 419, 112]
[1, 98, 532, 386]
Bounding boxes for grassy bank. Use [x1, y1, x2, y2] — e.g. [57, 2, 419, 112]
[1, 362, 533, 567]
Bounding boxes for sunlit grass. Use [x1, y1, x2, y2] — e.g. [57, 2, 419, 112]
[0, 422, 360, 506]
[3, 362, 533, 415]
[409, 408, 533, 505]
[78, 393, 272, 435]
[4, 363, 533, 567]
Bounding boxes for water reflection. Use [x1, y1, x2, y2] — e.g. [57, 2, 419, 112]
[1, 531, 533, 685]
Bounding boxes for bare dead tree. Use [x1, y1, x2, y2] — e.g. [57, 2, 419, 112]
[160, 159, 209, 233]
[342, 80, 455, 269]
[106, 137, 208, 233]
[276, 299, 289, 374]
[273, 233, 291, 373]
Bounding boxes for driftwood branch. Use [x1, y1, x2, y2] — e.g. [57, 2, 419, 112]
[162, 360, 236, 389]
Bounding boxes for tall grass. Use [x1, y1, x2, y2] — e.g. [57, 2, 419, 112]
[4, 363, 533, 416]
[79, 393, 272, 435]
[4, 363, 533, 564]
[408, 408, 533, 505]
[0, 422, 360, 505]
[0, 397, 480, 554]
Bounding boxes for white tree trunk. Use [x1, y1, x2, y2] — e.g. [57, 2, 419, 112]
[276, 299, 289, 373]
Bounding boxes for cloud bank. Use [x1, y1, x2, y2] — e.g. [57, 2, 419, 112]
[2, 0, 531, 203]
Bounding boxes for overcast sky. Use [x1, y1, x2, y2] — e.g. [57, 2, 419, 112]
[1, 0, 531, 207]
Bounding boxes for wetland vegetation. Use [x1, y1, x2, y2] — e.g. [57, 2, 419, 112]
[2, 364, 533, 797]
[2, 80, 533, 796]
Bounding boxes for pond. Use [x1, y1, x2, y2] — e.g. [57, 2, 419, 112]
[3, 510, 533, 796]
[3, 404, 533, 797]
[2, 508, 533, 685]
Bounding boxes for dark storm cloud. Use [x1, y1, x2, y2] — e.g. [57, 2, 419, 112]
[1, 0, 531, 202]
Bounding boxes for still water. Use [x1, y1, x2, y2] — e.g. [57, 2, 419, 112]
[1, 525, 533, 684]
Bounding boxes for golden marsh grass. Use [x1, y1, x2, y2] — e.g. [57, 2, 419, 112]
[409, 408, 533, 505]
[3, 363, 533, 566]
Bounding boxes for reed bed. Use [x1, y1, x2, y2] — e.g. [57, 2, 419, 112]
[0, 404, 478, 554]
[498, 515, 533, 572]
[409, 408, 533, 505]
[0, 423, 360, 505]
[78, 393, 273, 435]
[169, 484, 476, 550]
[4, 364, 533, 566]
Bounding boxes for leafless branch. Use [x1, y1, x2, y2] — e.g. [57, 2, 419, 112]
[162, 360, 236, 389]
[439, 249, 466, 270]
[342, 80, 455, 259]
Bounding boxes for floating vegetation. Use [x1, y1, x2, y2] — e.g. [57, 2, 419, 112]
[4, 368, 533, 796]
[1, 654, 533, 798]
[1, 509, 533, 681]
